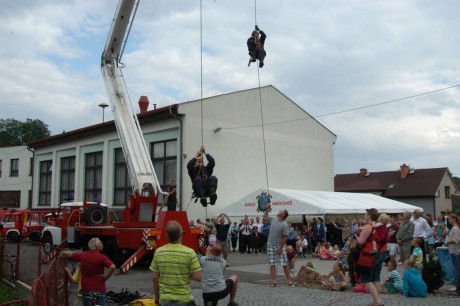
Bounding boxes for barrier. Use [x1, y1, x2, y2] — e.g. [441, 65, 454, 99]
[436, 246, 454, 282]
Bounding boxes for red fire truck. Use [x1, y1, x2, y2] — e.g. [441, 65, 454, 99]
[41, 0, 204, 272]
[0, 209, 55, 242]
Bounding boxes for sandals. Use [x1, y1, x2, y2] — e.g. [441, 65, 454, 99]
[269, 283, 276, 287]
[367, 302, 384, 306]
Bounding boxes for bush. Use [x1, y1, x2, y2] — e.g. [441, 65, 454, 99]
[422, 254, 445, 292]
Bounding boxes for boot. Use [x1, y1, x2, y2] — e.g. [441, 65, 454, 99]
[200, 198, 207, 207]
[209, 187, 217, 205]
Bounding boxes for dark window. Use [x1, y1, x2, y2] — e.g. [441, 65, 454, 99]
[84, 152, 103, 201]
[38, 160, 52, 206]
[0, 159, 2, 177]
[29, 158, 33, 176]
[151, 140, 177, 187]
[0, 191, 20, 208]
[10, 159, 19, 177]
[445, 186, 451, 199]
[60, 156, 76, 203]
[113, 148, 132, 206]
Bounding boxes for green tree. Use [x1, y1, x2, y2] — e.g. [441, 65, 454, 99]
[0, 118, 50, 147]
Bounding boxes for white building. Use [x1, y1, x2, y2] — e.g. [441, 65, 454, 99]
[0, 146, 33, 208]
[28, 86, 337, 220]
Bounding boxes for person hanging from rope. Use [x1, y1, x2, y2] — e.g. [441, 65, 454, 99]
[247, 25, 267, 68]
[187, 145, 218, 207]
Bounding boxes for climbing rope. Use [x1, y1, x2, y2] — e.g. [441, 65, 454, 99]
[200, 0, 204, 146]
[253, 0, 270, 194]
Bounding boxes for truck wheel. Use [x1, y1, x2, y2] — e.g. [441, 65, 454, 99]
[85, 206, 107, 225]
[43, 235, 53, 254]
[6, 231, 19, 243]
[28, 231, 41, 243]
[103, 238, 121, 267]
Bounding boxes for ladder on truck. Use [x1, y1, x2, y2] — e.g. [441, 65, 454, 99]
[101, 0, 163, 199]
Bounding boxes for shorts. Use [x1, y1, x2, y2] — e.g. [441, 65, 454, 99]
[202, 279, 234, 305]
[216, 240, 229, 258]
[388, 243, 399, 256]
[267, 244, 287, 266]
[360, 251, 386, 284]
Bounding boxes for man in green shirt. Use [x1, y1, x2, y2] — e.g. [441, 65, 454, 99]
[150, 220, 202, 305]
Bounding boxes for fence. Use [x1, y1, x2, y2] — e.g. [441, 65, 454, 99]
[1, 239, 68, 306]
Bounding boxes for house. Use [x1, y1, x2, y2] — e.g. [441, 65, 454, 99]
[27, 86, 337, 220]
[0, 146, 33, 208]
[334, 164, 459, 217]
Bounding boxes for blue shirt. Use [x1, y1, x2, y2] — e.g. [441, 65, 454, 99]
[288, 226, 295, 240]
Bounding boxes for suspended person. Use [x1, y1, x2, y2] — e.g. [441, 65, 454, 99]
[247, 25, 267, 68]
[187, 145, 218, 207]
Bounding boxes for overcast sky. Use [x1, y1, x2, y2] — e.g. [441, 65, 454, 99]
[1, 0, 460, 177]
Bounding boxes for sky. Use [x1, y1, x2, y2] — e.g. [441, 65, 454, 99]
[1, 0, 460, 177]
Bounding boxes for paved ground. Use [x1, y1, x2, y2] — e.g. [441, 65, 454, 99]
[68, 251, 459, 306]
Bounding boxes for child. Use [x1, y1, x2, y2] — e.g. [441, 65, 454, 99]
[312, 242, 322, 258]
[411, 238, 424, 271]
[402, 259, 427, 297]
[301, 235, 309, 257]
[208, 225, 217, 246]
[250, 226, 261, 254]
[295, 235, 303, 258]
[332, 245, 341, 257]
[306, 261, 317, 270]
[321, 263, 347, 291]
[65, 263, 82, 297]
[384, 260, 403, 293]
[319, 242, 337, 260]
[369, 213, 389, 254]
[286, 245, 297, 273]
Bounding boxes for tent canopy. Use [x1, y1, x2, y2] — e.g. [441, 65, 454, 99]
[219, 188, 423, 220]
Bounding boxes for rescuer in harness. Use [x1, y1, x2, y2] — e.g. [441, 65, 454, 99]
[187, 146, 218, 207]
[247, 25, 267, 68]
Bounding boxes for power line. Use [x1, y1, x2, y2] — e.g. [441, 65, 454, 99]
[222, 84, 460, 130]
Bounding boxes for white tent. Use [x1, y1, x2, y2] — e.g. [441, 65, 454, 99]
[219, 188, 423, 221]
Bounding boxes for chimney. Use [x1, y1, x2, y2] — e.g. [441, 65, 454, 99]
[138, 96, 149, 114]
[153, 103, 157, 110]
[400, 163, 409, 179]
[360, 168, 367, 176]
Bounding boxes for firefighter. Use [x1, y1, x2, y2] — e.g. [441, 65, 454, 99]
[247, 25, 267, 68]
[187, 146, 218, 207]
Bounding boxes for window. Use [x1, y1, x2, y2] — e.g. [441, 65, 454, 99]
[151, 140, 177, 187]
[0, 160, 2, 177]
[30, 158, 33, 176]
[60, 156, 75, 203]
[445, 186, 451, 199]
[38, 160, 52, 206]
[84, 152, 103, 201]
[113, 148, 132, 206]
[0, 191, 20, 208]
[10, 159, 19, 177]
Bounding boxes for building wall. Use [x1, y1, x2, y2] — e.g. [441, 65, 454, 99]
[179, 86, 337, 220]
[391, 197, 435, 217]
[0, 146, 33, 208]
[434, 171, 459, 217]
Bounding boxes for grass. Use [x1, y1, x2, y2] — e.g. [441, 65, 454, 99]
[0, 279, 20, 303]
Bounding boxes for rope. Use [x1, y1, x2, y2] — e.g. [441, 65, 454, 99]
[253, 0, 270, 193]
[200, 0, 204, 146]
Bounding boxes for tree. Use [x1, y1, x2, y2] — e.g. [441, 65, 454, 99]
[0, 118, 50, 147]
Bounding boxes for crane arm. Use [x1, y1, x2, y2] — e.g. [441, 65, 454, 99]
[101, 0, 163, 196]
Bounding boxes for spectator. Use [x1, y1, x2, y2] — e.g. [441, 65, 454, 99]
[445, 214, 460, 293]
[253, 216, 264, 253]
[286, 245, 297, 273]
[356, 208, 386, 306]
[230, 222, 239, 252]
[213, 213, 231, 264]
[262, 218, 271, 253]
[321, 263, 347, 291]
[411, 238, 424, 271]
[287, 222, 296, 248]
[387, 216, 400, 263]
[402, 259, 427, 297]
[341, 220, 351, 246]
[412, 209, 431, 256]
[396, 211, 415, 263]
[313, 217, 325, 244]
[250, 226, 262, 255]
[165, 179, 178, 211]
[201, 244, 239, 306]
[434, 214, 447, 247]
[239, 218, 252, 254]
[301, 235, 308, 257]
[150, 221, 202, 305]
[263, 205, 293, 287]
[384, 260, 403, 293]
[62, 238, 115, 306]
[425, 214, 435, 257]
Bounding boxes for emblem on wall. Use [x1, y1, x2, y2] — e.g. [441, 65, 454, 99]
[256, 190, 272, 213]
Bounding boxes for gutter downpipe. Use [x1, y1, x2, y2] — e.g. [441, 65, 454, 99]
[169, 105, 184, 210]
[26, 145, 34, 209]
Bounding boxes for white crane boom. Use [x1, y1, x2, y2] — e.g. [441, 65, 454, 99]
[101, 0, 161, 196]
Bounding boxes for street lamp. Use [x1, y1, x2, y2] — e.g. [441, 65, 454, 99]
[98, 103, 109, 122]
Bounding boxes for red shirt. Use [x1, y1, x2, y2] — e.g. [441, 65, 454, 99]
[71, 251, 114, 293]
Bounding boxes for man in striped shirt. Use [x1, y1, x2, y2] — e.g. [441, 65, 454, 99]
[151, 221, 202, 306]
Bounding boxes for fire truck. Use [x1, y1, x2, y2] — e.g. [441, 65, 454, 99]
[41, 0, 204, 272]
[0, 209, 55, 243]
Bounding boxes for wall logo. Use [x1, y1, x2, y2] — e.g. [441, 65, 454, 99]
[256, 191, 272, 213]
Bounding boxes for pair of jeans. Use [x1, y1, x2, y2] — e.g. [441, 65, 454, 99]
[450, 253, 460, 289]
[82, 292, 105, 306]
[161, 301, 197, 306]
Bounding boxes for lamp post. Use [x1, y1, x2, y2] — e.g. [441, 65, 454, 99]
[98, 103, 109, 122]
